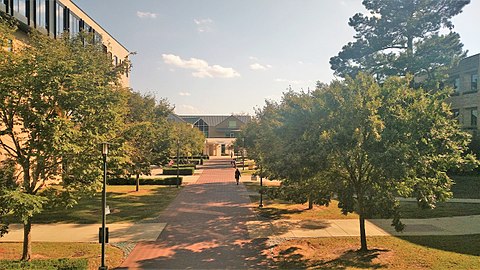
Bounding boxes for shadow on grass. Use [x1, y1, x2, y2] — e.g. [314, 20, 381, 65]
[275, 247, 388, 270]
[397, 234, 480, 256]
[24, 186, 181, 224]
[257, 207, 303, 220]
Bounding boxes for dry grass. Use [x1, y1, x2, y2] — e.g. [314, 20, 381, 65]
[0, 242, 124, 269]
[271, 235, 480, 269]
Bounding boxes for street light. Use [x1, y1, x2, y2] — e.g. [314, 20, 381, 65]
[259, 165, 263, 208]
[242, 137, 245, 171]
[99, 143, 108, 270]
[176, 138, 180, 188]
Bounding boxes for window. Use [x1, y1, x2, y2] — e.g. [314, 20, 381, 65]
[69, 12, 80, 38]
[55, 2, 64, 37]
[13, 0, 26, 16]
[194, 119, 209, 137]
[469, 107, 478, 127]
[36, 0, 47, 28]
[453, 77, 460, 92]
[114, 55, 118, 66]
[228, 121, 237, 128]
[471, 73, 478, 91]
[452, 109, 460, 119]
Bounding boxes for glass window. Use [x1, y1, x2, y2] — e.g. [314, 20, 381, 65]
[228, 121, 237, 128]
[452, 109, 460, 119]
[471, 73, 478, 91]
[453, 77, 460, 92]
[194, 119, 209, 137]
[114, 55, 118, 66]
[69, 12, 80, 38]
[13, 0, 26, 16]
[36, 0, 47, 28]
[55, 2, 64, 37]
[470, 108, 478, 127]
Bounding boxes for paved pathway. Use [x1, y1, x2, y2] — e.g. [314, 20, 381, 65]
[119, 158, 269, 269]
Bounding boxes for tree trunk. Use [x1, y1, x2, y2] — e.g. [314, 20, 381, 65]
[359, 214, 368, 252]
[136, 173, 140, 192]
[308, 196, 313, 210]
[21, 219, 32, 261]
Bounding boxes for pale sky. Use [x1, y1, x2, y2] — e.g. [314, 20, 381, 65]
[73, 0, 480, 115]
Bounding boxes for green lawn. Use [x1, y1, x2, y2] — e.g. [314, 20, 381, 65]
[26, 185, 180, 224]
[271, 234, 480, 269]
[451, 175, 480, 199]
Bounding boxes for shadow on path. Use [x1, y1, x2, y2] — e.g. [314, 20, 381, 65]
[118, 158, 269, 269]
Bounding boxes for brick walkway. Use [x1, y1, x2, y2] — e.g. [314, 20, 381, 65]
[118, 158, 269, 269]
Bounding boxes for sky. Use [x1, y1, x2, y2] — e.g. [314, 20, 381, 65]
[73, 0, 480, 115]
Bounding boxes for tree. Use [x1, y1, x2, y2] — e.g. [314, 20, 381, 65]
[121, 92, 174, 191]
[315, 73, 476, 251]
[330, 0, 470, 87]
[0, 21, 129, 260]
[171, 122, 205, 161]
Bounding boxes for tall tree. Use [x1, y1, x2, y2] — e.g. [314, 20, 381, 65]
[0, 21, 129, 260]
[330, 0, 470, 87]
[122, 92, 174, 191]
[315, 73, 476, 251]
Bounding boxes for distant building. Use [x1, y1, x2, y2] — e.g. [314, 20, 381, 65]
[169, 114, 251, 156]
[448, 53, 480, 134]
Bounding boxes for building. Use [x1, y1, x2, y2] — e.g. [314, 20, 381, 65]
[169, 114, 251, 156]
[1, 0, 130, 162]
[0, 0, 129, 86]
[448, 53, 480, 134]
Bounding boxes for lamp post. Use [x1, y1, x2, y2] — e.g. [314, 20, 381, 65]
[99, 143, 108, 270]
[242, 137, 245, 171]
[176, 138, 180, 188]
[259, 165, 263, 208]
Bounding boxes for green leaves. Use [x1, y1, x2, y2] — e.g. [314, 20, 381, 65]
[330, 0, 469, 87]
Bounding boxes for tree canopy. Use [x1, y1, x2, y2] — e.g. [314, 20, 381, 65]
[243, 73, 477, 251]
[330, 0, 470, 87]
[0, 20, 129, 260]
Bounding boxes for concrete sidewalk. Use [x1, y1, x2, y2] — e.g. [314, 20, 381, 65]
[0, 223, 166, 243]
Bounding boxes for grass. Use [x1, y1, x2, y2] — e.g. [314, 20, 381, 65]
[0, 242, 123, 270]
[398, 201, 480, 218]
[28, 185, 180, 224]
[451, 175, 480, 199]
[270, 234, 480, 269]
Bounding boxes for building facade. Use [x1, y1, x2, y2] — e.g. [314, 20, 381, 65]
[448, 53, 480, 134]
[0, 0, 130, 86]
[1, 0, 130, 162]
[169, 114, 251, 156]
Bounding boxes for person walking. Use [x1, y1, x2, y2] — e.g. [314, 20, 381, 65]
[234, 168, 241, 185]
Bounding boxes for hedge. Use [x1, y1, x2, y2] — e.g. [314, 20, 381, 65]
[162, 167, 194, 175]
[108, 177, 182, 185]
[0, 258, 88, 270]
[170, 164, 197, 169]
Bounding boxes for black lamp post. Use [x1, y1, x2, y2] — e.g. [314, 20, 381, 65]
[176, 139, 180, 188]
[99, 143, 108, 270]
[242, 137, 245, 171]
[259, 165, 263, 208]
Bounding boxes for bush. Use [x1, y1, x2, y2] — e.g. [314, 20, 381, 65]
[108, 177, 182, 185]
[0, 258, 88, 270]
[170, 164, 197, 169]
[163, 167, 194, 175]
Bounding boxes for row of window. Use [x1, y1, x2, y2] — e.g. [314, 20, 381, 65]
[452, 107, 478, 127]
[453, 72, 478, 93]
[2, 0, 125, 71]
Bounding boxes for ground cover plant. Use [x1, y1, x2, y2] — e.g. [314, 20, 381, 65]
[0, 242, 123, 269]
[270, 235, 480, 269]
[451, 175, 480, 199]
[4, 185, 180, 224]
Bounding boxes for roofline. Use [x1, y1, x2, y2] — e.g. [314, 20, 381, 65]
[70, 0, 129, 53]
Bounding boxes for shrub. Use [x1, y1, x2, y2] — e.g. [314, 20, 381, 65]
[170, 164, 197, 169]
[162, 167, 194, 175]
[108, 177, 182, 185]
